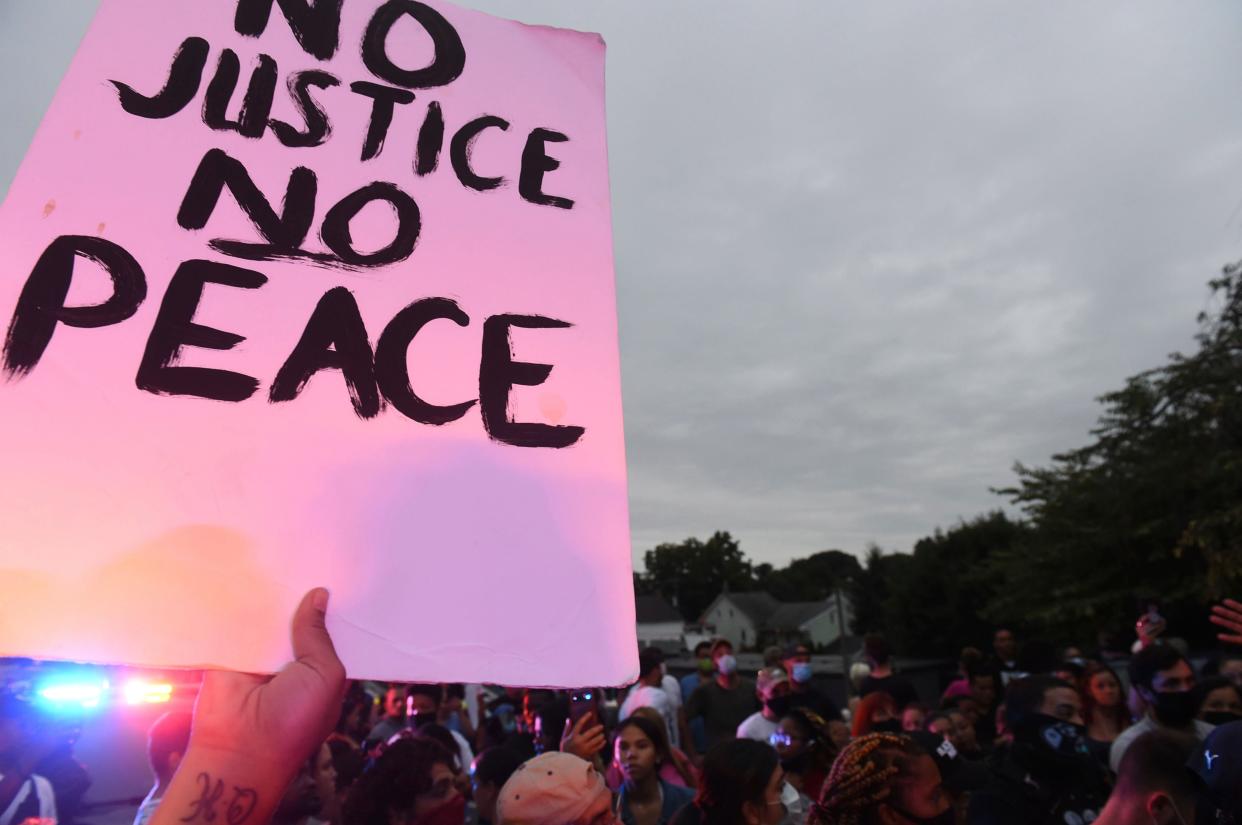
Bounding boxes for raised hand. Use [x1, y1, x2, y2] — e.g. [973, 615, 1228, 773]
[1211, 598, 1242, 645]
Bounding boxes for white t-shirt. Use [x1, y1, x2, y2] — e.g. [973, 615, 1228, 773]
[0, 773, 57, 825]
[736, 712, 779, 743]
[661, 674, 683, 708]
[450, 728, 475, 774]
[660, 674, 684, 748]
[620, 684, 679, 748]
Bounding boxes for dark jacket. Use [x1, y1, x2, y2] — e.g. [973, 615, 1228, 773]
[617, 779, 696, 825]
[966, 743, 1110, 825]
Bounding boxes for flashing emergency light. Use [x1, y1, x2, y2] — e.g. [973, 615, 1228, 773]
[29, 670, 176, 711]
[124, 679, 173, 705]
[37, 678, 108, 710]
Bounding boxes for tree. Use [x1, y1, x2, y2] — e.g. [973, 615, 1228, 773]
[848, 544, 909, 636]
[988, 271, 1242, 646]
[882, 512, 1027, 658]
[759, 550, 862, 601]
[639, 531, 754, 621]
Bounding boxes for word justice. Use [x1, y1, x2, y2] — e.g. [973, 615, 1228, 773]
[111, 1, 575, 211]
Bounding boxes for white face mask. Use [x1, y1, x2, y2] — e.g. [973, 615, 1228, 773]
[717, 654, 738, 676]
[777, 782, 802, 825]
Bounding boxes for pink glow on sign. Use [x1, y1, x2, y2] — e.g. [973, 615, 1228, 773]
[0, 0, 635, 687]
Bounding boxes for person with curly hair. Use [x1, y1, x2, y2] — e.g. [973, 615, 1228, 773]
[808, 733, 951, 825]
[342, 737, 462, 825]
[850, 693, 901, 739]
[670, 739, 794, 825]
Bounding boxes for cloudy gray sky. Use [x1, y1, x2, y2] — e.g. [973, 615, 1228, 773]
[3, 1, 1241, 571]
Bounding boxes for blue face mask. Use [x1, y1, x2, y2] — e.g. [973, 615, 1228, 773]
[791, 662, 813, 684]
[716, 654, 738, 676]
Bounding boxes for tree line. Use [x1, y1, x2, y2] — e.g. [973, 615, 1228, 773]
[634, 269, 1242, 657]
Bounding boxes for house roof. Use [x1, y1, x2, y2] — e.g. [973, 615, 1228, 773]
[702, 591, 839, 631]
[721, 591, 783, 625]
[767, 601, 830, 630]
[635, 594, 683, 624]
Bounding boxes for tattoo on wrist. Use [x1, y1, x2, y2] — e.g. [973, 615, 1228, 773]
[181, 773, 259, 825]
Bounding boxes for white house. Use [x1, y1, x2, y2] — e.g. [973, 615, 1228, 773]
[699, 591, 778, 649]
[798, 591, 855, 648]
[699, 590, 854, 650]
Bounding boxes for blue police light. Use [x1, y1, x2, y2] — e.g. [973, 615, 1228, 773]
[35, 673, 109, 711]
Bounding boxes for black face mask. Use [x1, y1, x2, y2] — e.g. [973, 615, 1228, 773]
[780, 751, 810, 774]
[1013, 713, 1096, 783]
[1202, 710, 1242, 727]
[1016, 713, 1089, 754]
[1150, 690, 1198, 728]
[871, 718, 903, 734]
[766, 695, 792, 718]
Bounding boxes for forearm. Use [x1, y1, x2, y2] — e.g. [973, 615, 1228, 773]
[148, 748, 292, 825]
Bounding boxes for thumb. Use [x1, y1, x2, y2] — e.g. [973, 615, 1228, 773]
[291, 587, 344, 679]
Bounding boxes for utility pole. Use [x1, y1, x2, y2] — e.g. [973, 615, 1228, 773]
[836, 587, 850, 694]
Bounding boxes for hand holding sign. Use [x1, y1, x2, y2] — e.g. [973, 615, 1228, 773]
[149, 587, 346, 825]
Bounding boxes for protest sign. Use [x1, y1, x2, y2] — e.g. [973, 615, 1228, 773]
[0, 0, 635, 686]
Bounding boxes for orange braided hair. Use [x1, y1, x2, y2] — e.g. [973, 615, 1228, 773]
[807, 733, 914, 825]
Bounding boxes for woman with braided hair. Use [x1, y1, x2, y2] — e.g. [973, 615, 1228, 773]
[809, 733, 952, 825]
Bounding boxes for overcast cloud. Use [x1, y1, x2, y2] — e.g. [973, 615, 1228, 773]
[3, 1, 1241, 569]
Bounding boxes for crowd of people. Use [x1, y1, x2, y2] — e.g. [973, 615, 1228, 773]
[3, 591, 1242, 825]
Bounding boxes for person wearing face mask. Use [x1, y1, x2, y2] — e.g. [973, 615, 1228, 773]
[1110, 645, 1215, 774]
[737, 669, 792, 743]
[343, 737, 464, 825]
[967, 677, 1110, 825]
[682, 643, 715, 756]
[670, 739, 797, 825]
[1194, 676, 1242, 727]
[810, 733, 955, 825]
[851, 693, 903, 738]
[1092, 730, 1199, 825]
[781, 644, 842, 723]
[685, 641, 759, 756]
[905, 731, 990, 823]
